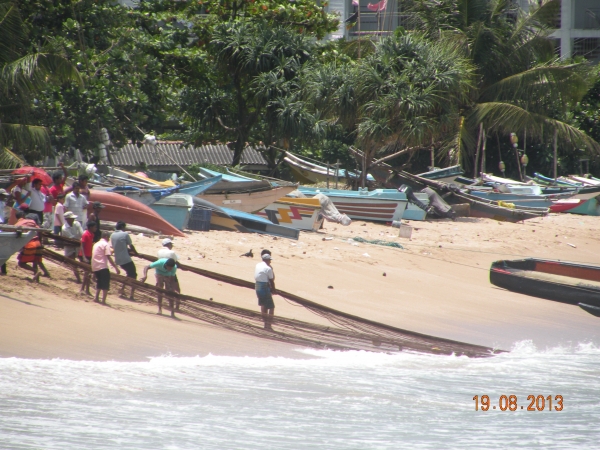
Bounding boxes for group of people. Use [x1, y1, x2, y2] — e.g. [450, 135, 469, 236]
[3, 166, 280, 328]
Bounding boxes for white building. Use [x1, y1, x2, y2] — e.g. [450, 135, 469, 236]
[548, 0, 600, 61]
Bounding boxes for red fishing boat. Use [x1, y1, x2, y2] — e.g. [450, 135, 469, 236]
[88, 190, 185, 237]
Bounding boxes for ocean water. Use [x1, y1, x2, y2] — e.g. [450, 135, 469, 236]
[0, 341, 598, 449]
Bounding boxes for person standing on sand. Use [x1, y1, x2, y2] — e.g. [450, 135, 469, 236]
[111, 221, 138, 300]
[53, 193, 66, 235]
[140, 258, 178, 317]
[15, 213, 50, 282]
[254, 252, 276, 331]
[91, 231, 120, 304]
[62, 211, 83, 283]
[89, 201, 105, 243]
[157, 238, 181, 303]
[26, 178, 46, 226]
[64, 182, 89, 225]
[79, 221, 97, 296]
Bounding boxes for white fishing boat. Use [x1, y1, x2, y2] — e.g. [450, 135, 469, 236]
[198, 185, 299, 214]
[284, 152, 374, 184]
[256, 198, 324, 231]
[0, 231, 36, 266]
[297, 187, 408, 222]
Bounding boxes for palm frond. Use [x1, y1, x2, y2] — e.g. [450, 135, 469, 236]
[0, 145, 24, 169]
[0, 122, 50, 151]
[0, 1, 25, 65]
[2, 53, 83, 95]
[471, 102, 600, 153]
[479, 64, 591, 107]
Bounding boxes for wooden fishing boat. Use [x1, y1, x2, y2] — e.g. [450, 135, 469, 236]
[297, 187, 408, 222]
[198, 185, 298, 214]
[284, 152, 374, 184]
[490, 259, 600, 307]
[560, 196, 600, 216]
[549, 198, 585, 213]
[0, 231, 36, 266]
[191, 197, 300, 239]
[418, 165, 463, 183]
[150, 194, 193, 231]
[383, 170, 548, 222]
[256, 198, 324, 231]
[579, 303, 600, 318]
[466, 190, 572, 209]
[102, 176, 222, 207]
[88, 190, 185, 237]
[221, 206, 300, 240]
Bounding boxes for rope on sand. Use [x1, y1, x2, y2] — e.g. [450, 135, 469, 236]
[41, 235, 502, 357]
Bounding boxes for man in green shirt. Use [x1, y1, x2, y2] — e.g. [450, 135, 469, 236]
[140, 258, 178, 317]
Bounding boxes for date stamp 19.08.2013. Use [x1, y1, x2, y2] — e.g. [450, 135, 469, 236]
[473, 395, 563, 411]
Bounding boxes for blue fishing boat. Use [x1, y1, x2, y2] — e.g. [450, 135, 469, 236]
[106, 175, 223, 206]
[418, 165, 464, 183]
[533, 173, 582, 187]
[150, 194, 193, 231]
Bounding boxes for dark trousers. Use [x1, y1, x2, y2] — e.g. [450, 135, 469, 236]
[1, 263, 6, 274]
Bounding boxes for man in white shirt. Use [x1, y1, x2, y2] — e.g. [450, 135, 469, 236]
[0, 188, 8, 224]
[64, 182, 89, 224]
[62, 211, 84, 283]
[157, 238, 180, 301]
[254, 252, 276, 330]
[157, 238, 179, 261]
[27, 178, 46, 225]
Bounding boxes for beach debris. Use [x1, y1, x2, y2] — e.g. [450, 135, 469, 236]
[323, 237, 333, 241]
[290, 243, 297, 246]
[240, 249, 253, 258]
[328, 285, 334, 289]
[333, 247, 339, 250]
[273, 237, 278, 240]
[303, 251, 306, 254]
[567, 243, 577, 248]
[352, 237, 403, 249]
[361, 223, 366, 226]
[383, 272, 386, 276]
[362, 253, 370, 257]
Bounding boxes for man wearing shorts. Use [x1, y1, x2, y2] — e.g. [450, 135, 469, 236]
[91, 231, 120, 304]
[254, 252, 276, 331]
[140, 258, 178, 317]
[110, 221, 138, 299]
[62, 211, 83, 283]
[79, 221, 97, 296]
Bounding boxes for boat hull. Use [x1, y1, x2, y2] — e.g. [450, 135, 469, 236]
[490, 259, 600, 307]
[150, 194, 193, 231]
[579, 303, 600, 317]
[256, 198, 324, 231]
[88, 190, 185, 237]
[197, 186, 297, 213]
[0, 231, 36, 266]
[468, 191, 571, 209]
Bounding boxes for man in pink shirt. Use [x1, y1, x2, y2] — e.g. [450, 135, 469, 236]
[91, 230, 120, 304]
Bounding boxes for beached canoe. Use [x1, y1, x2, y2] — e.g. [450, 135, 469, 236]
[297, 187, 408, 222]
[418, 165, 464, 183]
[578, 303, 600, 318]
[372, 168, 548, 222]
[284, 152, 374, 184]
[198, 185, 298, 214]
[256, 198, 324, 231]
[150, 194, 193, 231]
[0, 230, 36, 266]
[88, 190, 185, 237]
[490, 259, 600, 308]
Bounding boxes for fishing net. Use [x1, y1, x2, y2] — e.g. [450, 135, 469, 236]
[352, 237, 404, 249]
[42, 233, 499, 357]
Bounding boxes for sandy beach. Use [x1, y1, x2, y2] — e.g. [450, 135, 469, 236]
[1, 213, 599, 361]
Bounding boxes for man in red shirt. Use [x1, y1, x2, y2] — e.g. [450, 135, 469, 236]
[48, 162, 70, 200]
[79, 221, 97, 296]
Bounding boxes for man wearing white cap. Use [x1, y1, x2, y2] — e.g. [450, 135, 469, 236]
[254, 251, 276, 331]
[158, 238, 179, 261]
[61, 211, 84, 283]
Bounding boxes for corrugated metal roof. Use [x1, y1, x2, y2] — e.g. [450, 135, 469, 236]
[106, 143, 268, 168]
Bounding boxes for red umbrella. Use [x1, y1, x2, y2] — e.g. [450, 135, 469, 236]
[11, 166, 53, 186]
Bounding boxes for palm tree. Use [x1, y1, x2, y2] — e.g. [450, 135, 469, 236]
[406, 0, 600, 174]
[0, 1, 81, 168]
[303, 32, 475, 185]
